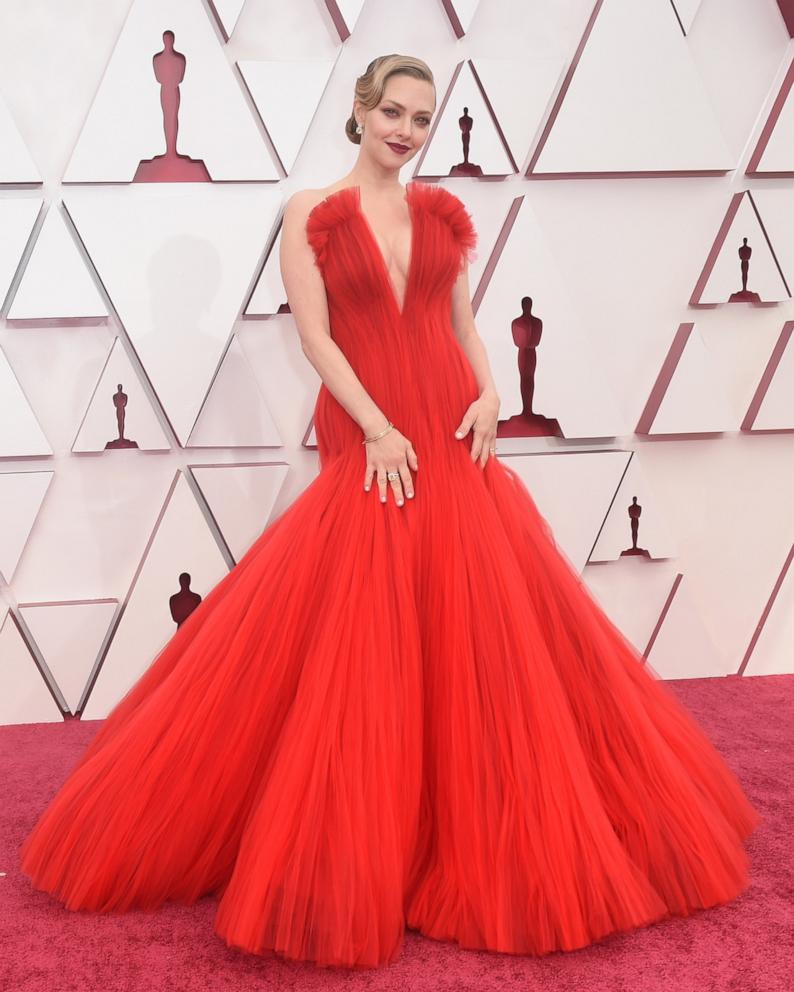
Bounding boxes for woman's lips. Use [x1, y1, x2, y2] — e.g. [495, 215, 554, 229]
[387, 142, 410, 154]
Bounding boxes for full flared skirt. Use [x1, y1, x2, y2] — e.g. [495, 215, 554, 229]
[19, 430, 761, 969]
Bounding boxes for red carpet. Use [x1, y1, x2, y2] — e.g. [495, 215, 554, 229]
[2, 673, 790, 991]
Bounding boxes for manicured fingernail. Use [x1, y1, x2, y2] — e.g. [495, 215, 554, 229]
[365, 485, 370, 491]
[407, 492, 414, 498]
[397, 500, 403, 506]
[455, 431, 463, 438]
[381, 496, 386, 503]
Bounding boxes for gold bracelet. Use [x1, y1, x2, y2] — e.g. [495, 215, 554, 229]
[362, 420, 394, 444]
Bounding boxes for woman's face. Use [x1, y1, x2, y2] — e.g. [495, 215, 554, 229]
[355, 75, 436, 167]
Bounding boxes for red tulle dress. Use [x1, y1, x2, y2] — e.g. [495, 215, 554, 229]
[20, 180, 761, 969]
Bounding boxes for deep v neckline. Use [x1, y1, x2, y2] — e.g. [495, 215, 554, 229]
[352, 182, 416, 319]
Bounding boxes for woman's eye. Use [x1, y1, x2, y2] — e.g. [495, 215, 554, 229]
[383, 108, 430, 126]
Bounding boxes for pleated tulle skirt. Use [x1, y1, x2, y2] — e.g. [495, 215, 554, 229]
[19, 433, 761, 968]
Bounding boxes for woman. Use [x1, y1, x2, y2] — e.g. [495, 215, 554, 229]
[20, 53, 761, 970]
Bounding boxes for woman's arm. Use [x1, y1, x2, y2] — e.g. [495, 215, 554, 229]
[279, 190, 390, 438]
[449, 262, 499, 402]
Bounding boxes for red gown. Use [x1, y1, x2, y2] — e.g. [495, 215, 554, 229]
[19, 180, 761, 969]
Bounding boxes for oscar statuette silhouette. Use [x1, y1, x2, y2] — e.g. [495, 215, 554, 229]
[619, 496, 651, 559]
[169, 572, 203, 628]
[448, 106, 483, 177]
[728, 237, 761, 303]
[498, 296, 562, 437]
[134, 29, 210, 182]
[105, 384, 140, 449]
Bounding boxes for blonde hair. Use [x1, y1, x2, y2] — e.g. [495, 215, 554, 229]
[345, 54, 435, 145]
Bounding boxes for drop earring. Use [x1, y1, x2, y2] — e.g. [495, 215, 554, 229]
[355, 121, 363, 134]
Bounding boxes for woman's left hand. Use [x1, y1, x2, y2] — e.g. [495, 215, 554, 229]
[454, 390, 501, 469]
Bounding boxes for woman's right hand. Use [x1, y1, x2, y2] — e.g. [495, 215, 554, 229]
[364, 427, 418, 507]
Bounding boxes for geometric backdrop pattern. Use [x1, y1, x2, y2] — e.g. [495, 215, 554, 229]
[2, 0, 794, 725]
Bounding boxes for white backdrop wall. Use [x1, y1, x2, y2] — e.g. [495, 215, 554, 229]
[1, 0, 793, 726]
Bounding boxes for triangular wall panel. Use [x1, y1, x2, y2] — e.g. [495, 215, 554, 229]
[583, 556, 684, 661]
[690, 191, 789, 305]
[245, 224, 287, 316]
[191, 461, 290, 563]
[472, 56, 566, 173]
[499, 450, 630, 574]
[63, 0, 276, 182]
[645, 573, 729, 678]
[530, 0, 734, 174]
[0, 199, 42, 311]
[64, 184, 280, 445]
[738, 541, 794, 675]
[747, 57, 794, 175]
[82, 471, 230, 719]
[8, 204, 107, 320]
[72, 337, 171, 453]
[415, 61, 516, 179]
[188, 335, 283, 448]
[0, 93, 41, 183]
[742, 322, 794, 431]
[239, 59, 337, 174]
[636, 323, 736, 436]
[750, 187, 794, 297]
[19, 600, 118, 714]
[0, 612, 62, 726]
[0, 470, 54, 583]
[0, 346, 52, 457]
[235, 322, 325, 456]
[589, 454, 679, 562]
[474, 194, 622, 439]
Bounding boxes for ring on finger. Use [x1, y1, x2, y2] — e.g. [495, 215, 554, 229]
[387, 471, 400, 480]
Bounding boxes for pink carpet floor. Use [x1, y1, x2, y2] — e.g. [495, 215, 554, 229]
[2, 673, 791, 992]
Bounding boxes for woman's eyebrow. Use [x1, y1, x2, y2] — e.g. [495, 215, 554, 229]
[383, 100, 433, 115]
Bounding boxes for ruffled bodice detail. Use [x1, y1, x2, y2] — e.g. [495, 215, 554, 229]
[305, 181, 477, 275]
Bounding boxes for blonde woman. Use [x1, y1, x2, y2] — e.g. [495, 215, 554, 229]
[21, 54, 760, 970]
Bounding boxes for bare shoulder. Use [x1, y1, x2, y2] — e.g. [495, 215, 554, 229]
[284, 184, 346, 223]
[283, 188, 316, 223]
